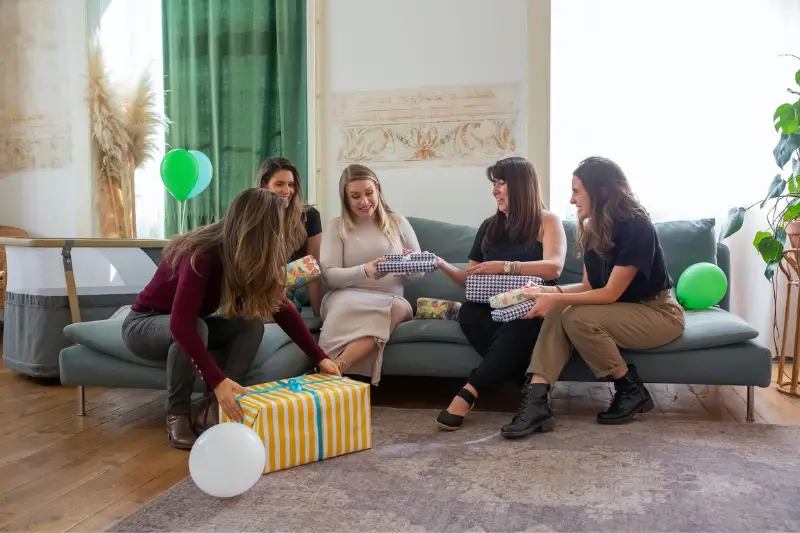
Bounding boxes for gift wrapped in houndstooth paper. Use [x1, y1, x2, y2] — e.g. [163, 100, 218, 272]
[465, 274, 544, 303]
[491, 299, 536, 322]
[376, 252, 438, 274]
[383, 252, 435, 262]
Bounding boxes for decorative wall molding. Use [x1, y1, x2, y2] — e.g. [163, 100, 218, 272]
[0, 136, 73, 172]
[0, 0, 73, 173]
[333, 83, 521, 167]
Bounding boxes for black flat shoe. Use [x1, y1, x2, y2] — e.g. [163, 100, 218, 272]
[437, 388, 477, 431]
[501, 382, 555, 439]
[597, 364, 654, 425]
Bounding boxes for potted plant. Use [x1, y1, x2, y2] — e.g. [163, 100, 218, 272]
[722, 55, 800, 281]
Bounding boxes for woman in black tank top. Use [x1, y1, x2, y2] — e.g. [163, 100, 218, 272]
[435, 157, 567, 430]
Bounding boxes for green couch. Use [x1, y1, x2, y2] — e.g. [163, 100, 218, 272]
[59, 217, 771, 420]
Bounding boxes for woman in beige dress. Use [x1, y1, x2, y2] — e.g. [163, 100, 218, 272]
[318, 164, 422, 384]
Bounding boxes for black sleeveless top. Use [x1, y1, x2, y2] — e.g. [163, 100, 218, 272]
[468, 217, 556, 285]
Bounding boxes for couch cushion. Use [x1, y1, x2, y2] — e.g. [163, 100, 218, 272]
[406, 217, 477, 263]
[64, 320, 166, 368]
[388, 319, 470, 345]
[559, 218, 718, 285]
[385, 307, 754, 354]
[638, 307, 758, 353]
[656, 218, 718, 281]
[63, 316, 322, 368]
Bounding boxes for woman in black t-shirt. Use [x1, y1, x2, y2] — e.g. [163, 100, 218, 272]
[436, 157, 567, 430]
[257, 157, 323, 316]
[501, 156, 686, 439]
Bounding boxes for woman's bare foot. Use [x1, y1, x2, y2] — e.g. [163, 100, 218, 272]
[446, 395, 472, 417]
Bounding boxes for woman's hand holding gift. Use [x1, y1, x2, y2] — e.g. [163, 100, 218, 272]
[365, 257, 388, 280]
[521, 283, 559, 299]
[214, 378, 247, 422]
[319, 358, 342, 376]
[523, 292, 559, 319]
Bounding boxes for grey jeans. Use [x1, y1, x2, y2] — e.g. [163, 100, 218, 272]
[121, 309, 264, 415]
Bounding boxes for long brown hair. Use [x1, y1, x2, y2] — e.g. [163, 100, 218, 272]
[163, 188, 290, 319]
[574, 156, 650, 255]
[482, 157, 545, 252]
[338, 164, 404, 250]
[255, 157, 306, 254]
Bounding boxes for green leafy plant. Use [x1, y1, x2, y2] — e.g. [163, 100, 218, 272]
[721, 55, 800, 281]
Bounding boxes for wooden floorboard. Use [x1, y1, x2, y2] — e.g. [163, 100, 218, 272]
[1, 349, 799, 532]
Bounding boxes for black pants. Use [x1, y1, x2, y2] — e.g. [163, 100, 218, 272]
[459, 301, 544, 395]
[121, 310, 264, 415]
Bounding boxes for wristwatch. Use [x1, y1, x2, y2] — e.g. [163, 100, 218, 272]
[503, 261, 511, 275]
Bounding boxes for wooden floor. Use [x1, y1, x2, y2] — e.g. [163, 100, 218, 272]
[1, 353, 800, 533]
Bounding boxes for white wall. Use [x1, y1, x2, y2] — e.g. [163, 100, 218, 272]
[319, 0, 530, 227]
[0, 0, 95, 238]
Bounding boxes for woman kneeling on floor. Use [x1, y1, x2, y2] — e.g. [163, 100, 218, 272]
[501, 156, 685, 439]
[122, 188, 340, 450]
[436, 156, 567, 430]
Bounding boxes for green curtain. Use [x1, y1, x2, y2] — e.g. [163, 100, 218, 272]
[162, 0, 307, 237]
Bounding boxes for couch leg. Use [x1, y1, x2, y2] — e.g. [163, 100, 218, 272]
[746, 386, 755, 423]
[78, 386, 85, 416]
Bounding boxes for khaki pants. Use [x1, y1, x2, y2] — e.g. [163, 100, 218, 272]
[528, 291, 686, 384]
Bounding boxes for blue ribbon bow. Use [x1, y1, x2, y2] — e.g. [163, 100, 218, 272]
[234, 374, 344, 462]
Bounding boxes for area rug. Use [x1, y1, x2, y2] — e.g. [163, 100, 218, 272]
[112, 407, 800, 532]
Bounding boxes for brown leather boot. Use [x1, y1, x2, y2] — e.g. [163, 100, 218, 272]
[192, 395, 220, 433]
[167, 414, 197, 450]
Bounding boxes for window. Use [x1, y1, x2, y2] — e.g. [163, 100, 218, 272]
[98, 0, 165, 238]
[551, 0, 800, 351]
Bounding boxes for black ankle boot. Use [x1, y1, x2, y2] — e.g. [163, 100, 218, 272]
[437, 388, 476, 431]
[500, 382, 555, 439]
[597, 364, 654, 425]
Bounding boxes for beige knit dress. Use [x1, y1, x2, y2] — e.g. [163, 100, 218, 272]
[318, 214, 421, 384]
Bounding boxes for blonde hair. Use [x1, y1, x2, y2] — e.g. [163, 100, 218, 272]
[255, 157, 306, 255]
[163, 188, 290, 319]
[338, 164, 404, 250]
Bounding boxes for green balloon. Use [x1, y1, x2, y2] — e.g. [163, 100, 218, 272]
[160, 149, 199, 201]
[676, 262, 728, 309]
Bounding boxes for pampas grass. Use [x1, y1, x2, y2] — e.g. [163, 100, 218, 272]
[86, 33, 163, 238]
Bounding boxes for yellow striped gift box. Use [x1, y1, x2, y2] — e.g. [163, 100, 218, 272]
[220, 374, 372, 474]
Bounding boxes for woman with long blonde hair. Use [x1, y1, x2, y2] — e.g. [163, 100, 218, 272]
[257, 157, 323, 316]
[317, 164, 422, 383]
[122, 188, 340, 450]
[501, 156, 685, 439]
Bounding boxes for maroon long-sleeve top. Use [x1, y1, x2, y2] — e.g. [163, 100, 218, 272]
[131, 251, 328, 390]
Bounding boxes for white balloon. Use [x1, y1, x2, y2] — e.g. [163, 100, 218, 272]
[189, 422, 266, 498]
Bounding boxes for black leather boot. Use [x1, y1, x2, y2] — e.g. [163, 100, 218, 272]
[597, 364, 654, 425]
[437, 388, 476, 431]
[500, 382, 555, 439]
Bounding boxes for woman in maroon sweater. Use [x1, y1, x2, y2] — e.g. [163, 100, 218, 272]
[122, 188, 340, 450]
